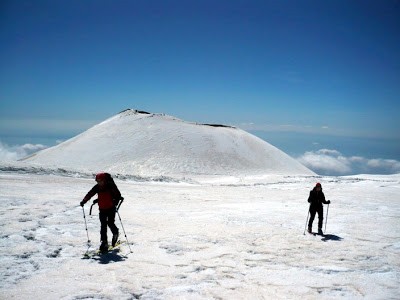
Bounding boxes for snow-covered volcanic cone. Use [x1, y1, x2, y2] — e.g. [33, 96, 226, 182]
[22, 109, 315, 176]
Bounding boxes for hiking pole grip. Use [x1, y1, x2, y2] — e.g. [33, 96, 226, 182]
[117, 197, 124, 211]
[89, 199, 98, 215]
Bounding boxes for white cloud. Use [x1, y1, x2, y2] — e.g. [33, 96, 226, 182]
[297, 150, 351, 174]
[315, 149, 342, 156]
[0, 141, 47, 161]
[297, 149, 400, 175]
[366, 158, 400, 171]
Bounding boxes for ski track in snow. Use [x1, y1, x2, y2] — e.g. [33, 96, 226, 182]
[0, 171, 399, 299]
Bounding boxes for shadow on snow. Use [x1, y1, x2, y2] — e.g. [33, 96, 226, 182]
[82, 248, 128, 264]
[90, 251, 127, 264]
[321, 234, 343, 242]
[93, 252, 126, 265]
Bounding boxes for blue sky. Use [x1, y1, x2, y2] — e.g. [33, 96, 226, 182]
[1, 0, 399, 175]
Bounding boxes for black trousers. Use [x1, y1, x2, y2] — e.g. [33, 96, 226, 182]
[308, 206, 324, 229]
[99, 208, 118, 243]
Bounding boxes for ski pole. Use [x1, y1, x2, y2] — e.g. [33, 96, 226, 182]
[115, 199, 133, 253]
[324, 203, 330, 233]
[304, 205, 311, 235]
[82, 206, 91, 245]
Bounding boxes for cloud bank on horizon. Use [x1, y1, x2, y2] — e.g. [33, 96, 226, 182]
[297, 149, 400, 176]
[1, 140, 399, 176]
[0, 141, 46, 162]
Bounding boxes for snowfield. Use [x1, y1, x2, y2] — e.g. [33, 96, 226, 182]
[1, 171, 399, 299]
[2, 110, 399, 299]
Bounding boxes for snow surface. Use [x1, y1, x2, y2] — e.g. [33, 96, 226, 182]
[0, 170, 399, 299]
[21, 109, 314, 177]
[2, 110, 399, 299]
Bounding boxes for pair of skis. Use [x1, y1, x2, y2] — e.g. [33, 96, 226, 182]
[83, 240, 125, 258]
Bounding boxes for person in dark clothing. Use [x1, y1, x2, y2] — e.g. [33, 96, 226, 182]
[80, 173, 122, 251]
[308, 182, 330, 235]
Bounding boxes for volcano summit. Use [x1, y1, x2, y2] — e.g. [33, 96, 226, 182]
[22, 109, 314, 177]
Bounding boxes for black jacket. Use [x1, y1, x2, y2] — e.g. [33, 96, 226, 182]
[308, 188, 329, 208]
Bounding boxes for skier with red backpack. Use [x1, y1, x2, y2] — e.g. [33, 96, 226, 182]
[80, 173, 123, 252]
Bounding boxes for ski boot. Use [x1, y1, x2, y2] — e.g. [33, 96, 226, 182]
[99, 241, 109, 253]
[112, 230, 119, 247]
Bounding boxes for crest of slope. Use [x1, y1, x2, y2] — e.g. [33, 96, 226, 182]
[22, 109, 315, 177]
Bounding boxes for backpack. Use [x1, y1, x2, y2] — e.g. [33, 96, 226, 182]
[97, 172, 123, 207]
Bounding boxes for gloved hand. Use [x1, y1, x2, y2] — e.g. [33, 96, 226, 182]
[80, 200, 85, 207]
[93, 199, 98, 204]
[113, 197, 123, 206]
[327, 200, 331, 204]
